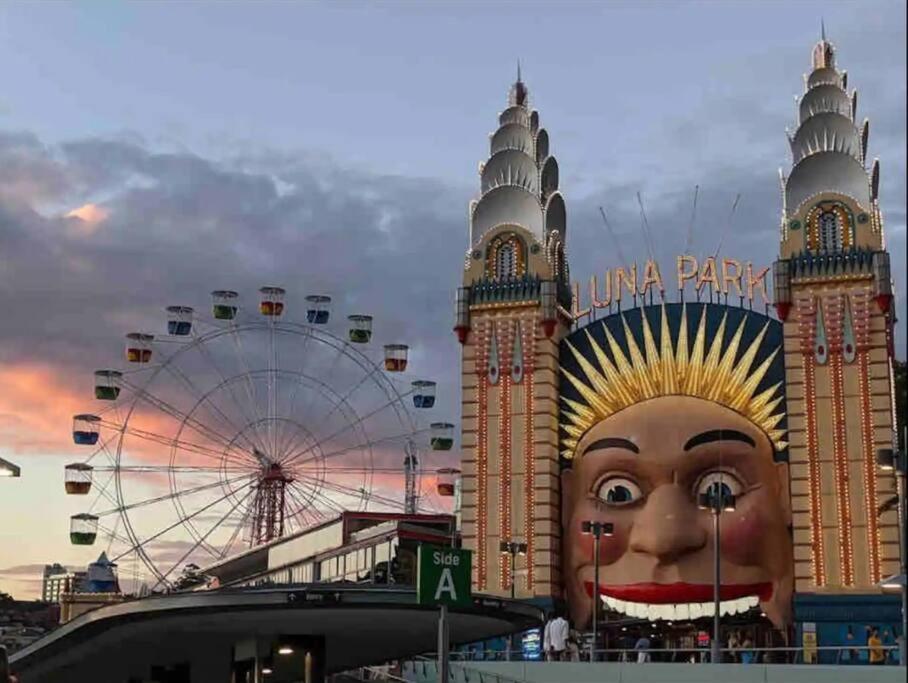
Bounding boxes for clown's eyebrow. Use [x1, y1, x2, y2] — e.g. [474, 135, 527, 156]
[683, 429, 755, 451]
[582, 437, 639, 455]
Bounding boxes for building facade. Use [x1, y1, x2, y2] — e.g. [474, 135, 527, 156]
[773, 33, 900, 595]
[455, 73, 573, 600]
[41, 564, 84, 604]
[455, 33, 901, 638]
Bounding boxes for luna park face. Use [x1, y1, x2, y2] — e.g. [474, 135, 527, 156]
[562, 396, 793, 628]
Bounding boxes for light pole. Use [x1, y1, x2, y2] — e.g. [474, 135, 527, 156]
[698, 482, 736, 664]
[500, 539, 527, 660]
[0, 456, 21, 478]
[581, 521, 614, 662]
[878, 430, 907, 666]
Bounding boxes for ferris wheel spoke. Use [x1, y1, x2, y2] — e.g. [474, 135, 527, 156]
[98, 419, 249, 467]
[94, 472, 256, 518]
[283, 485, 330, 530]
[282, 385, 419, 467]
[273, 328, 318, 459]
[93, 465, 254, 474]
[159, 360, 263, 457]
[314, 359, 384, 428]
[190, 331, 268, 453]
[288, 424, 429, 471]
[153, 486, 256, 590]
[98, 522, 136, 550]
[110, 478, 255, 565]
[293, 471, 403, 511]
[119, 379, 253, 462]
[226, 322, 271, 454]
[288, 479, 346, 517]
[218, 495, 256, 559]
[87, 470, 120, 513]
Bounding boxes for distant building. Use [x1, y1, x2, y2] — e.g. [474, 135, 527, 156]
[41, 563, 85, 603]
[201, 511, 456, 589]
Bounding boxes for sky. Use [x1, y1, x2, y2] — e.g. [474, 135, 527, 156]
[0, 1, 905, 599]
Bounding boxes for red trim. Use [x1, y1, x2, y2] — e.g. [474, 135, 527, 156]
[775, 302, 791, 321]
[454, 325, 470, 344]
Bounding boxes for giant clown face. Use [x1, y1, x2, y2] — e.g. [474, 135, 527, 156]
[562, 395, 792, 628]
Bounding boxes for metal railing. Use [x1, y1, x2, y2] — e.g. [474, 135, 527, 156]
[427, 644, 902, 665]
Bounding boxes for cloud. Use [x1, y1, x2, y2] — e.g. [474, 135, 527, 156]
[65, 202, 110, 235]
[0, 563, 51, 575]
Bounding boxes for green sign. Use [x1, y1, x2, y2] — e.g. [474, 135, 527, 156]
[417, 544, 472, 607]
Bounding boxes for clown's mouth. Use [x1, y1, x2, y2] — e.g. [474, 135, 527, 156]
[584, 582, 771, 621]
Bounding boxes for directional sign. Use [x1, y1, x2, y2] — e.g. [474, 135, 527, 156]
[417, 544, 472, 607]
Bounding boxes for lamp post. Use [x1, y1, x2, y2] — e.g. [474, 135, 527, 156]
[698, 482, 736, 664]
[581, 521, 614, 662]
[878, 430, 907, 666]
[500, 539, 527, 660]
[0, 456, 21, 478]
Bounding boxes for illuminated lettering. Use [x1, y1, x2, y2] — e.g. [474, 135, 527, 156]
[722, 258, 743, 297]
[640, 259, 665, 298]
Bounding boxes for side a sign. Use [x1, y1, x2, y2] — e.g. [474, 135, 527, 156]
[417, 544, 472, 608]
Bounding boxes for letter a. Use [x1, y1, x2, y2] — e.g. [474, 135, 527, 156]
[434, 567, 458, 602]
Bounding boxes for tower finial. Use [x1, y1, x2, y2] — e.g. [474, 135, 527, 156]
[517, 59, 522, 83]
[821, 18, 826, 41]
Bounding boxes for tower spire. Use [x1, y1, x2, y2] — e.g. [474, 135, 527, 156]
[517, 59, 522, 83]
[821, 17, 826, 41]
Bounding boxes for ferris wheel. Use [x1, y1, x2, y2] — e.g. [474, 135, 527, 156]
[63, 287, 459, 591]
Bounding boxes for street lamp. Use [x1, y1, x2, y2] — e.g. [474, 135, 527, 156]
[499, 540, 528, 599]
[698, 482, 736, 664]
[0, 456, 21, 478]
[581, 521, 614, 662]
[877, 435, 907, 666]
[500, 539, 527, 661]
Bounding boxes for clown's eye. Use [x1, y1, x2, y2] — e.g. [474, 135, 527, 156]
[695, 471, 744, 506]
[595, 477, 642, 506]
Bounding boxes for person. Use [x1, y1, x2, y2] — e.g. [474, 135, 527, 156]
[868, 627, 885, 665]
[727, 630, 740, 663]
[549, 612, 569, 661]
[560, 304, 794, 631]
[566, 630, 581, 662]
[634, 634, 651, 663]
[740, 636, 755, 664]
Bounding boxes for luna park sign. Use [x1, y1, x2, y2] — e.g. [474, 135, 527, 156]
[571, 255, 771, 319]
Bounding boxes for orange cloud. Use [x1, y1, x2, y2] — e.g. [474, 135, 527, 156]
[65, 202, 109, 235]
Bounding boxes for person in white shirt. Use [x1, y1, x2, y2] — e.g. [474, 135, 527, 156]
[543, 612, 570, 661]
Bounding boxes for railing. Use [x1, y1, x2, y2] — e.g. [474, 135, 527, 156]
[400, 647, 904, 683]
[434, 644, 902, 665]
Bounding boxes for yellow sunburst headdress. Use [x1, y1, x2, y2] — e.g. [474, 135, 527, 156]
[561, 304, 787, 458]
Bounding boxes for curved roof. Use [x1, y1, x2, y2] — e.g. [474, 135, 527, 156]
[490, 123, 534, 156]
[498, 106, 530, 128]
[481, 148, 540, 194]
[791, 111, 861, 163]
[540, 156, 559, 201]
[471, 185, 542, 243]
[535, 129, 549, 165]
[807, 67, 842, 89]
[11, 586, 542, 680]
[545, 191, 566, 239]
[785, 151, 870, 213]
[800, 83, 851, 123]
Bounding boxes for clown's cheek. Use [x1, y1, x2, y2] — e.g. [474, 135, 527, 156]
[577, 526, 628, 566]
[719, 512, 766, 565]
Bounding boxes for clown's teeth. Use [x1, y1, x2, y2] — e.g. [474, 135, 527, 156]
[596, 594, 762, 621]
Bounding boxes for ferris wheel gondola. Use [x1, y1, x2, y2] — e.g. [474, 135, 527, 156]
[64, 286, 457, 591]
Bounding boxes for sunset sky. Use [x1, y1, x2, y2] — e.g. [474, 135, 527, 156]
[0, 1, 905, 599]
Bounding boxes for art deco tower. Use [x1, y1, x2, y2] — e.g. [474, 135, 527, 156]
[455, 73, 572, 599]
[773, 32, 899, 594]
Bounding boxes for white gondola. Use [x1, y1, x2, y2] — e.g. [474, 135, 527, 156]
[430, 422, 455, 451]
[70, 513, 99, 546]
[259, 287, 286, 317]
[305, 295, 331, 324]
[125, 333, 154, 363]
[436, 468, 461, 497]
[211, 290, 239, 320]
[412, 380, 436, 408]
[383, 344, 409, 372]
[166, 306, 194, 336]
[72, 414, 101, 446]
[348, 314, 373, 343]
[94, 370, 122, 400]
[64, 463, 93, 495]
